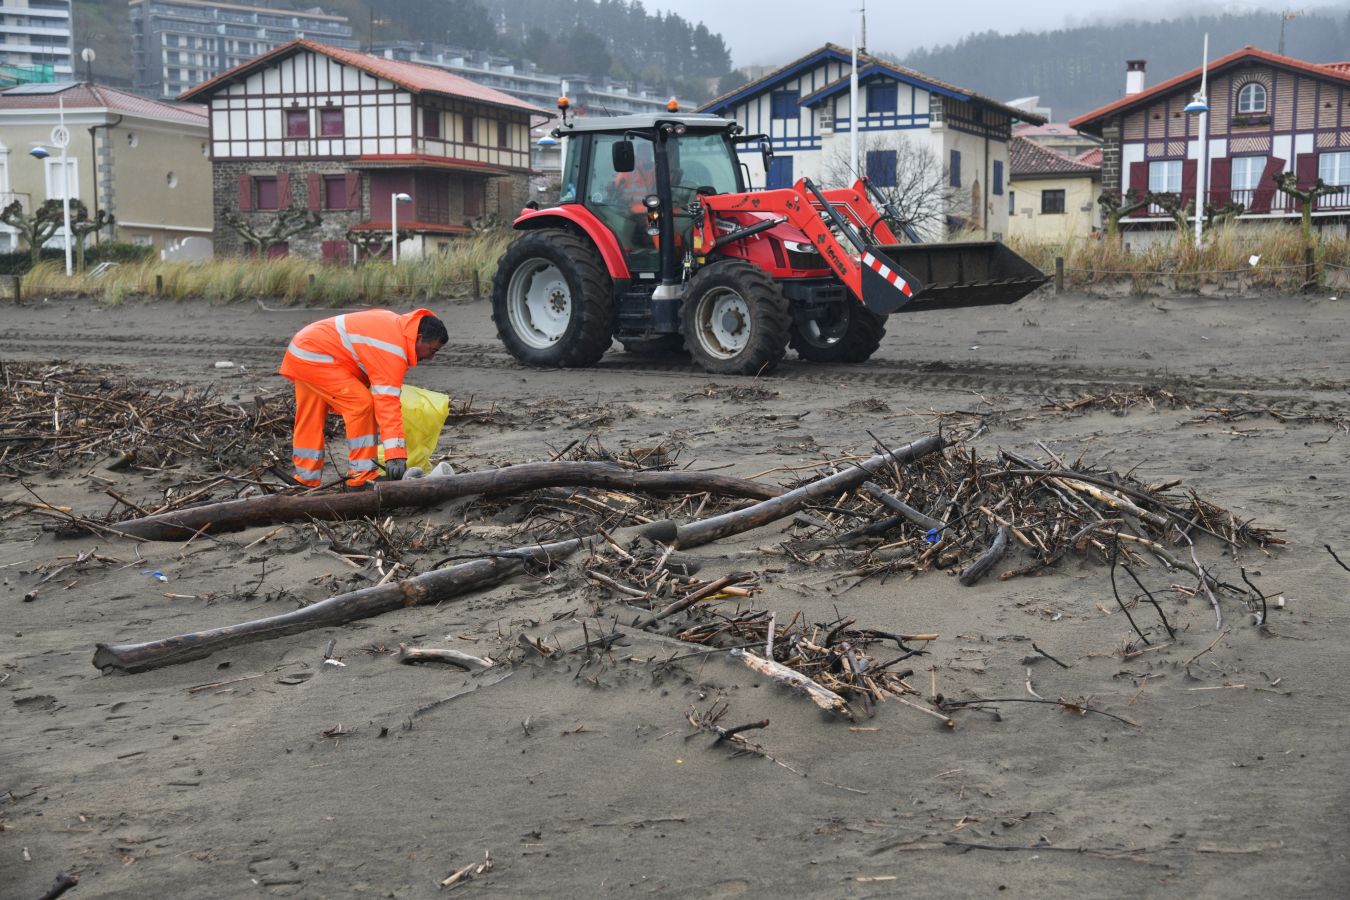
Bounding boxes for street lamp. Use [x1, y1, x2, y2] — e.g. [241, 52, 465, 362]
[391, 192, 412, 265]
[1184, 33, 1210, 252]
[30, 97, 73, 275]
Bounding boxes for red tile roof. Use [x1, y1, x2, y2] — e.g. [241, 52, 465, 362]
[0, 82, 206, 126]
[182, 39, 551, 118]
[1009, 136, 1100, 178]
[1076, 147, 1103, 167]
[1070, 46, 1350, 131]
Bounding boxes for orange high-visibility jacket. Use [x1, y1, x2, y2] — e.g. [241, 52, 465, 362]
[279, 308, 434, 461]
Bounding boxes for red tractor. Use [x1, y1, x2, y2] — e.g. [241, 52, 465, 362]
[492, 107, 1047, 375]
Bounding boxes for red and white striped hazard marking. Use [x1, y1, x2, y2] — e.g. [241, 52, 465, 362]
[861, 252, 913, 297]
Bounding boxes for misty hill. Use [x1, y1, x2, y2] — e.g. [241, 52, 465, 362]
[898, 10, 1350, 121]
[74, 0, 730, 101]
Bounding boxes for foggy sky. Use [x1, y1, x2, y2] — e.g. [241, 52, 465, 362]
[654, 1, 1342, 67]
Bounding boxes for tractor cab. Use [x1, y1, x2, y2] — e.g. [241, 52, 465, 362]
[555, 114, 744, 275]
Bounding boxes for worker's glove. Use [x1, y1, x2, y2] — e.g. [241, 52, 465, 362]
[384, 458, 407, 481]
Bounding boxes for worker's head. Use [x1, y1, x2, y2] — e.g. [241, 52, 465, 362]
[415, 315, 448, 361]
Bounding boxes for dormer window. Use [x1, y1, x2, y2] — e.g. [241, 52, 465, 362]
[1237, 82, 1267, 114]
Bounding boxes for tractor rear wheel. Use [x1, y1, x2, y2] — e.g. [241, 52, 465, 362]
[491, 230, 614, 367]
[790, 301, 887, 363]
[681, 260, 791, 376]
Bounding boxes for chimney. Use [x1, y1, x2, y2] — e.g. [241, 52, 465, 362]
[1125, 60, 1147, 96]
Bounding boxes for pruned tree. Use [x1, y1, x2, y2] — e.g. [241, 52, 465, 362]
[1203, 199, 1245, 229]
[1, 198, 66, 265]
[70, 207, 114, 271]
[823, 134, 969, 241]
[1273, 171, 1341, 245]
[1097, 189, 1148, 241]
[344, 227, 412, 262]
[225, 207, 320, 257]
[1145, 192, 1194, 243]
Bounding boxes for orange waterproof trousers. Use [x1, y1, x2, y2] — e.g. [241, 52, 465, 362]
[290, 376, 381, 488]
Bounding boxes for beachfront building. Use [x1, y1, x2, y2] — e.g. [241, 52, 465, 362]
[1007, 135, 1102, 241]
[0, 0, 72, 82]
[0, 80, 210, 253]
[182, 39, 551, 260]
[699, 43, 1043, 240]
[1071, 48, 1350, 229]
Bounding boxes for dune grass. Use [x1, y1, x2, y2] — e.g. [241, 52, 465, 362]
[12, 230, 515, 306]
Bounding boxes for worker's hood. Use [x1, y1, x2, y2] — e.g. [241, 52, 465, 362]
[399, 308, 436, 366]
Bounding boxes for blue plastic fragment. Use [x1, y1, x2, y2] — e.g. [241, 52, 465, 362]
[925, 528, 942, 545]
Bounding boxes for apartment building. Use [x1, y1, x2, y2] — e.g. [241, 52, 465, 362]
[130, 0, 357, 99]
[0, 0, 73, 81]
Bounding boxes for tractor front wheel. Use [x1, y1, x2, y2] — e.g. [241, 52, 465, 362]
[491, 230, 614, 367]
[681, 260, 791, 376]
[790, 301, 887, 363]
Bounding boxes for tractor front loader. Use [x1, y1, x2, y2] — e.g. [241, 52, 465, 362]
[491, 108, 1047, 376]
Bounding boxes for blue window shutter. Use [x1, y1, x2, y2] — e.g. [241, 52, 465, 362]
[770, 91, 799, 120]
[866, 149, 897, 187]
[867, 82, 897, 114]
[767, 155, 794, 189]
[950, 150, 961, 187]
[993, 160, 1004, 195]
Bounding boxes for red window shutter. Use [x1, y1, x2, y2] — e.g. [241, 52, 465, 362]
[1295, 153, 1318, 190]
[1127, 161, 1149, 216]
[238, 173, 253, 211]
[307, 173, 322, 210]
[346, 172, 361, 210]
[1249, 156, 1285, 213]
[1181, 159, 1197, 204]
[1209, 157, 1232, 207]
[267, 242, 290, 259]
[321, 239, 348, 264]
[276, 172, 291, 209]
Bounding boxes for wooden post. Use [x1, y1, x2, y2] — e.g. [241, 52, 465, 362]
[1305, 247, 1316, 291]
[10, 274, 19, 305]
[309, 273, 317, 291]
[155, 274, 164, 296]
[471, 270, 480, 300]
[1054, 256, 1064, 294]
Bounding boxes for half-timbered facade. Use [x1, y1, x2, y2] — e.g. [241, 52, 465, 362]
[700, 44, 1043, 240]
[1070, 47, 1350, 228]
[181, 39, 551, 259]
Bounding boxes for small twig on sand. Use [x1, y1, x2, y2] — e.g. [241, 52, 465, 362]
[1183, 629, 1230, 669]
[1325, 544, 1350, 573]
[1030, 642, 1070, 669]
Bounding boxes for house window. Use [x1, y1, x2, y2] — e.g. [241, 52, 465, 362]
[867, 82, 897, 114]
[422, 107, 441, 139]
[865, 149, 897, 187]
[286, 109, 309, 138]
[1237, 83, 1267, 115]
[323, 174, 349, 210]
[498, 121, 511, 149]
[463, 180, 483, 217]
[463, 115, 476, 144]
[254, 175, 279, 209]
[1232, 156, 1266, 192]
[770, 90, 799, 120]
[993, 160, 1004, 195]
[1008, 189, 1015, 215]
[949, 149, 961, 187]
[1318, 151, 1350, 185]
[319, 107, 344, 137]
[1148, 159, 1182, 194]
[44, 157, 78, 200]
[1041, 189, 1066, 214]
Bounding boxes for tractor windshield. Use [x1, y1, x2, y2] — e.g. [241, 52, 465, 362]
[670, 132, 740, 199]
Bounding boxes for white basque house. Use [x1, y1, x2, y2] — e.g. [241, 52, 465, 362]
[700, 44, 1043, 239]
[182, 39, 551, 260]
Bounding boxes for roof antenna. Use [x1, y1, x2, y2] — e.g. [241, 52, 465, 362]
[859, 0, 867, 55]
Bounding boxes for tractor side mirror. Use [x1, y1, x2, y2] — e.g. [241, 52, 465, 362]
[612, 140, 636, 173]
[760, 140, 774, 175]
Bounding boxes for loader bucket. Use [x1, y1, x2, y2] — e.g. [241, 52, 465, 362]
[868, 241, 1049, 313]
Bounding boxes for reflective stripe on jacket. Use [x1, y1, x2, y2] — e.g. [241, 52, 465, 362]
[279, 307, 434, 460]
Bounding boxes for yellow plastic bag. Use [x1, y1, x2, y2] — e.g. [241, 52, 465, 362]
[377, 384, 450, 470]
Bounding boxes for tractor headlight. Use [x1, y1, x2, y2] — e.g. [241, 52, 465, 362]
[784, 240, 819, 255]
[643, 194, 661, 209]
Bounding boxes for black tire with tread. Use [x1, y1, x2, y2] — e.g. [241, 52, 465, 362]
[681, 260, 792, 376]
[491, 229, 614, 367]
[789, 302, 887, 363]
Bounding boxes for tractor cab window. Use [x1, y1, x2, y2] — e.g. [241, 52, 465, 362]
[558, 137, 582, 204]
[668, 132, 740, 204]
[587, 133, 659, 264]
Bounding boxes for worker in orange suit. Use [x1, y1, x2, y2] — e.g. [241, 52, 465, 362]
[279, 308, 448, 488]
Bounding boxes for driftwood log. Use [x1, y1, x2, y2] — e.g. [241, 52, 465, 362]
[395, 645, 494, 669]
[958, 526, 1010, 586]
[93, 536, 587, 673]
[642, 435, 944, 549]
[93, 438, 941, 674]
[111, 461, 785, 541]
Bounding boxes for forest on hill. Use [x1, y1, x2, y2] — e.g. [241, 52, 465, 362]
[897, 10, 1350, 119]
